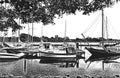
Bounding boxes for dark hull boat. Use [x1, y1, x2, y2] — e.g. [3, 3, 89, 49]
[85, 52, 120, 70]
[83, 8, 120, 58]
[86, 52, 120, 62]
[40, 57, 77, 63]
[85, 47, 120, 57]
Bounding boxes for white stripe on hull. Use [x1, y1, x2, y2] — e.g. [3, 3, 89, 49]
[0, 56, 20, 59]
[0, 53, 24, 59]
[39, 52, 76, 58]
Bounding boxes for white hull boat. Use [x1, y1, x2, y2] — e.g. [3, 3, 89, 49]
[0, 49, 25, 59]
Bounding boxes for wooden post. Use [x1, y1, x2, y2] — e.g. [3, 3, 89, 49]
[76, 42, 79, 49]
[23, 59, 27, 76]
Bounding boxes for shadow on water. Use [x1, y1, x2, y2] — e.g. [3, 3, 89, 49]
[40, 59, 75, 68]
[85, 54, 120, 70]
[39, 58, 81, 68]
[0, 59, 19, 67]
[1, 55, 120, 77]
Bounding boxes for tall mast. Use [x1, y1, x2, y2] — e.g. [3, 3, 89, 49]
[106, 16, 108, 39]
[28, 23, 30, 42]
[31, 13, 34, 43]
[102, 8, 104, 47]
[3, 1, 7, 43]
[18, 18, 21, 43]
[41, 24, 43, 43]
[102, 9, 109, 52]
[64, 19, 67, 44]
[32, 22, 34, 42]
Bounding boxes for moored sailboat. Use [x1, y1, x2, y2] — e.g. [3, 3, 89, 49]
[0, 49, 25, 59]
[37, 20, 85, 60]
[83, 9, 120, 56]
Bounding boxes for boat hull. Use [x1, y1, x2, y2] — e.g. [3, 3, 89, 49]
[33, 51, 84, 61]
[85, 47, 120, 57]
[0, 49, 25, 59]
[40, 58, 77, 64]
[39, 51, 76, 58]
[40, 57, 77, 62]
[0, 52, 25, 59]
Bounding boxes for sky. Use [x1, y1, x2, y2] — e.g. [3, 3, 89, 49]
[6, 2, 120, 39]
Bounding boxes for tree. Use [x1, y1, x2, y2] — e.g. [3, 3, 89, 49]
[8, 0, 120, 24]
[0, 0, 120, 31]
[0, 5, 22, 31]
[82, 0, 120, 15]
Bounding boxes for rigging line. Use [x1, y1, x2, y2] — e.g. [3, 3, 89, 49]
[88, 17, 101, 37]
[107, 18, 120, 39]
[82, 12, 101, 34]
[84, 13, 101, 37]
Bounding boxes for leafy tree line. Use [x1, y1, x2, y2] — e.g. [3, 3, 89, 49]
[0, 0, 119, 31]
[0, 33, 118, 42]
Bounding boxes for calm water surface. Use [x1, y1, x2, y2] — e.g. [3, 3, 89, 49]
[0, 51, 120, 78]
[0, 43, 120, 78]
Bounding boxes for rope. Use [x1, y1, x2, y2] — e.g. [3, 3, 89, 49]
[107, 18, 120, 39]
[89, 17, 101, 37]
[82, 12, 101, 35]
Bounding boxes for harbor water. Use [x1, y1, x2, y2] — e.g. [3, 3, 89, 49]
[1, 58, 120, 78]
[0, 42, 120, 78]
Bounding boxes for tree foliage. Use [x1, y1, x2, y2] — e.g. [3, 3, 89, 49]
[0, 0, 120, 31]
[8, 0, 120, 23]
[82, 0, 120, 14]
[0, 6, 22, 31]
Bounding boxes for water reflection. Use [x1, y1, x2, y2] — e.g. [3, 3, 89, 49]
[85, 54, 120, 70]
[0, 59, 20, 77]
[0, 59, 18, 66]
[0, 53, 120, 77]
[23, 59, 27, 75]
[39, 58, 81, 68]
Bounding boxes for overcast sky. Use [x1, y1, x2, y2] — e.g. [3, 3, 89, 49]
[6, 2, 120, 39]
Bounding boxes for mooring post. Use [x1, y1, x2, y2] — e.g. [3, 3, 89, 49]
[76, 42, 79, 50]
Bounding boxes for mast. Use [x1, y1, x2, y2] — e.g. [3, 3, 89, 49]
[64, 19, 67, 45]
[106, 16, 108, 39]
[28, 23, 30, 42]
[3, 1, 7, 43]
[31, 12, 34, 43]
[41, 24, 43, 43]
[102, 9, 109, 52]
[102, 8, 104, 47]
[32, 21, 34, 43]
[18, 19, 20, 43]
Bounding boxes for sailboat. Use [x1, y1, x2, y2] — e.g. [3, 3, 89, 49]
[85, 53, 120, 70]
[0, 35, 25, 59]
[38, 20, 85, 60]
[0, 43, 25, 59]
[1, 19, 27, 52]
[84, 9, 120, 56]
